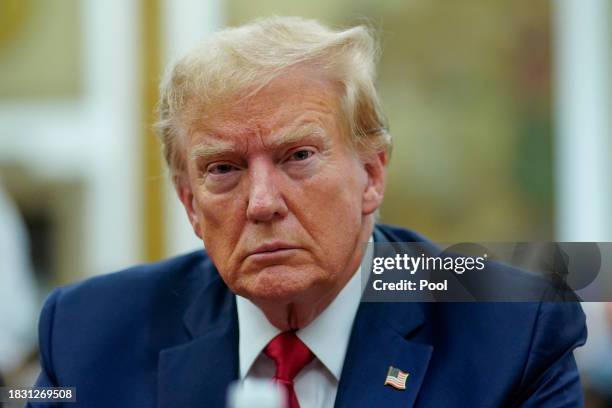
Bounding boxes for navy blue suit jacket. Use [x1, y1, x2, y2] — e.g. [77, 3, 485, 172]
[30, 225, 586, 407]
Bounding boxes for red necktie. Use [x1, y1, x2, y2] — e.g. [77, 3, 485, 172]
[264, 332, 314, 408]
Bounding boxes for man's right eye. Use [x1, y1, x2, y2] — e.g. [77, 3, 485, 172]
[207, 163, 238, 175]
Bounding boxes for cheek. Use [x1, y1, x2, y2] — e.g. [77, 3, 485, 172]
[292, 161, 366, 262]
[316, 160, 365, 217]
[194, 190, 247, 273]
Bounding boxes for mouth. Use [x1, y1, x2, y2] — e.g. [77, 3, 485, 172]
[246, 242, 301, 261]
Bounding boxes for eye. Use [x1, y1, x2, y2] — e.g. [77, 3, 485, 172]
[288, 149, 315, 162]
[207, 163, 239, 175]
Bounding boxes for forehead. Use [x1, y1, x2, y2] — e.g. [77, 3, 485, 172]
[186, 69, 345, 144]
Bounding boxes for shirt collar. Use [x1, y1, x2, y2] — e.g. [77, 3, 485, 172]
[295, 258, 363, 379]
[236, 294, 281, 378]
[236, 235, 373, 380]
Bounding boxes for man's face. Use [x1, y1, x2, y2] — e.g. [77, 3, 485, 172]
[176, 70, 386, 306]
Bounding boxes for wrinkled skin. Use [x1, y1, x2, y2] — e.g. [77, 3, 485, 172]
[176, 70, 387, 330]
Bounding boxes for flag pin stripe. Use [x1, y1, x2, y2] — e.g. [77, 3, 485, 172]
[384, 366, 409, 390]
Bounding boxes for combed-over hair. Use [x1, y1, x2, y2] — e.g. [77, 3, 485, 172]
[156, 16, 391, 177]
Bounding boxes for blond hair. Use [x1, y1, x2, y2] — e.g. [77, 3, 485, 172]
[156, 16, 391, 176]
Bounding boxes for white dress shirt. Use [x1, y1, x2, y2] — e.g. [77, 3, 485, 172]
[236, 243, 370, 408]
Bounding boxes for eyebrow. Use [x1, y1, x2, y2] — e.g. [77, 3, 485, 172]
[189, 123, 330, 161]
[190, 140, 237, 161]
[267, 123, 329, 150]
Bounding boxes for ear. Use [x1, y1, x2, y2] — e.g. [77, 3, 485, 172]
[362, 150, 388, 216]
[174, 173, 203, 239]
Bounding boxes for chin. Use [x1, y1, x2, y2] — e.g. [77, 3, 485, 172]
[245, 265, 327, 303]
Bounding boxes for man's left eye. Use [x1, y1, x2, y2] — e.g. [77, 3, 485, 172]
[289, 149, 314, 161]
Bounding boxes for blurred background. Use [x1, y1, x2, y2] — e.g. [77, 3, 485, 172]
[0, 0, 610, 406]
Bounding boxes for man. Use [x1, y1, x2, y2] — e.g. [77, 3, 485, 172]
[30, 17, 586, 407]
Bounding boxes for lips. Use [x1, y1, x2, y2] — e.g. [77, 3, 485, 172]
[246, 242, 300, 260]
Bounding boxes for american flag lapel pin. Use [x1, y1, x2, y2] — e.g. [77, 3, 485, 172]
[384, 366, 409, 390]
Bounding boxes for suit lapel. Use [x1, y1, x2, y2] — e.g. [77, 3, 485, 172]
[334, 226, 434, 407]
[334, 301, 433, 407]
[158, 273, 239, 408]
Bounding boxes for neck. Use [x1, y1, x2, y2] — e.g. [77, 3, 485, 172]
[257, 217, 374, 331]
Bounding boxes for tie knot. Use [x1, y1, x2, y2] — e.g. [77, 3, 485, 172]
[264, 332, 314, 382]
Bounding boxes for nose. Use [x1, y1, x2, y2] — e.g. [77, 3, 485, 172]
[246, 161, 289, 223]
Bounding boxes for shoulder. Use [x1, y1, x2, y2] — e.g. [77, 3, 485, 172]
[375, 223, 586, 356]
[47, 250, 214, 314]
[35, 250, 220, 384]
[374, 223, 429, 243]
[38, 250, 217, 354]
[429, 301, 585, 348]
